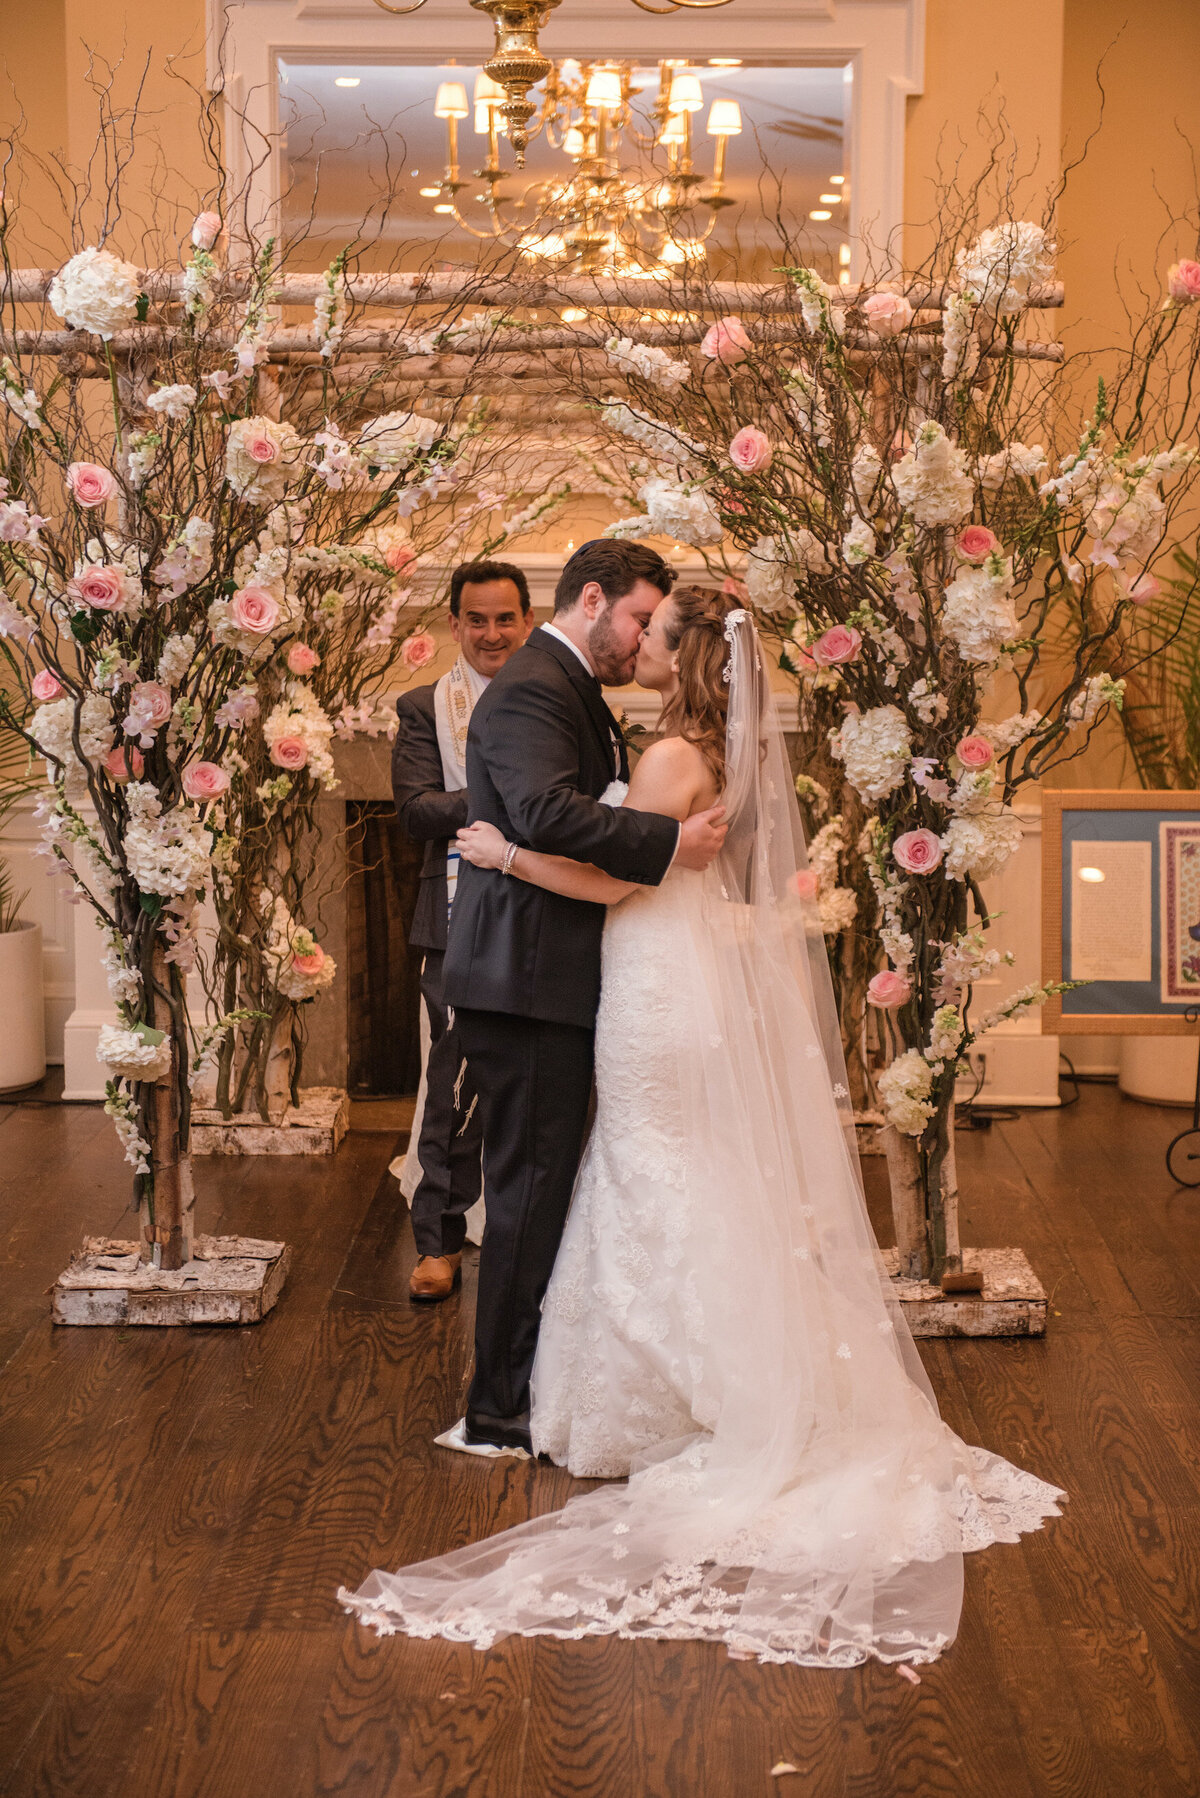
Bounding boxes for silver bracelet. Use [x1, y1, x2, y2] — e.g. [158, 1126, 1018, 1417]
[501, 841, 519, 878]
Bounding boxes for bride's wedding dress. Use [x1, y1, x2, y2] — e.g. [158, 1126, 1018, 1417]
[340, 614, 1063, 1667]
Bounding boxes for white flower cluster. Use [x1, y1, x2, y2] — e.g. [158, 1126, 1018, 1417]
[600, 400, 701, 467]
[1067, 673, 1125, 725]
[605, 336, 690, 391]
[953, 222, 1055, 317]
[262, 681, 337, 788]
[830, 704, 912, 803]
[892, 422, 974, 527]
[941, 554, 1018, 664]
[0, 593, 35, 641]
[981, 710, 1041, 751]
[100, 928, 142, 1007]
[878, 1048, 936, 1136]
[973, 980, 1060, 1036]
[790, 266, 845, 337]
[926, 1005, 964, 1064]
[153, 519, 214, 598]
[850, 444, 884, 512]
[32, 694, 115, 771]
[225, 417, 304, 506]
[932, 926, 1012, 1004]
[941, 806, 1023, 881]
[103, 1084, 152, 1173]
[96, 1023, 172, 1084]
[315, 265, 348, 359]
[312, 423, 360, 491]
[146, 383, 197, 421]
[841, 517, 876, 565]
[909, 678, 949, 726]
[807, 818, 858, 937]
[261, 893, 337, 1002]
[608, 476, 723, 549]
[940, 290, 981, 383]
[122, 783, 212, 899]
[155, 632, 197, 689]
[182, 249, 215, 320]
[976, 442, 1049, 491]
[1, 356, 43, 431]
[744, 535, 799, 613]
[48, 246, 142, 340]
[357, 409, 440, 473]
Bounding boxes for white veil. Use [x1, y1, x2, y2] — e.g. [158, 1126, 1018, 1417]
[340, 611, 1063, 1667]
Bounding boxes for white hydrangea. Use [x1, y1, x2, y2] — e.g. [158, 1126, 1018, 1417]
[878, 1048, 936, 1136]
[48, 246, 142, 340]
[976, 442, 1049, 491]
[830, 704, 912, 803]
[356, 409, 440, 473]
[605, 336, 690, 391]
[941, 807, 1023, 881]
[635, 476, 724, 548]
[842, 517, 876, 565]
[851, 444, 884, 512]
[892, 422, 974, 527]
[96, 1023, 172, 1083]
[744, 534, 800, 613]
[32, 694, 115, 770]
[152, 518, 214, 598]
[953, 222, 1055, 317]
[146, 383, 197, 420]
[909, 679, 949, 726]
[122, 787, 212, 898]
[819, 886, 858, 936]
[941, 558, 1018, 664]
[981, 710, 1041, 750]
[225, 416, 304, 506]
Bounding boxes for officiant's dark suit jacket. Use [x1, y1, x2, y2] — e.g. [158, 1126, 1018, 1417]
[392, 683, 466, 954]
[443, 626, 679, 1029]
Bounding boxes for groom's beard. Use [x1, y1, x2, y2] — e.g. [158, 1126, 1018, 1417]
[588, 611, 637, 686]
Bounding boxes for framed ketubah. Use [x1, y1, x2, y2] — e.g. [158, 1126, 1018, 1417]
[1042, 789, 1200, 1036]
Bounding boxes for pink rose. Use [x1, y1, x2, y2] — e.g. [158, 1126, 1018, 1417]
[182, 760, 231, 801]
[812, 624, 862, 667]
[729, 426, 773, 473]
[269, 735, 308, 771]
[1167, 260, 1200, 302]
[291, 946, 326, 977]
[862, 292, 913, 337]
[722, 576, 749, 604]
[129, 681, 172, 727]
[789, 869, 821, 901]
[867, 969, 912, 1009]
[1120, 572, 1160, 606]
[789, 641, 818, 674]
[286, 643, 321, 675]
[383, 538, 417, 574]
[893, 828, 943, 874]
[956, 525, 999, 562]
[955, 734, 994, 769]
[401, 630, 437, 670]
[31, 669, 64, 701]
[244, 430, 279, 466]
[191, 210, 222, 252]
[230, 585, 280, 634]
[68, 564, 124, 610]
[103, 744, 144, 783]
[701, 315, 752, 364]
[67, 462, 117, 508]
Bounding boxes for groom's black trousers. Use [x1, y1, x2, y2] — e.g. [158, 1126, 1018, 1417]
[453, 1006, 595, 1434]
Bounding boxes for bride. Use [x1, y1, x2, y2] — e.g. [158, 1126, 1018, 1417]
[340, 588, 1064, 1667]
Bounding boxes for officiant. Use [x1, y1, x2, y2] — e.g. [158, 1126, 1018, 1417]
[391, 561, 534, 1302]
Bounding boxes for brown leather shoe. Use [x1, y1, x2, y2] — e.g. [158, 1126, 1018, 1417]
[409, 1253, 462, 1303]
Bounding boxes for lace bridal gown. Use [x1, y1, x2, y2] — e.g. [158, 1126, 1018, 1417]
[340, 615, 1064, 1668]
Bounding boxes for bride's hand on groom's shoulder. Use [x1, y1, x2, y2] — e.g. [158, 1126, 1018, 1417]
[457, 821, 508, 869]
[675, 805, 728, 872]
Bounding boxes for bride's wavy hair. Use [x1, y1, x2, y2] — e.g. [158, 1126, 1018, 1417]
[656, 586, 738, 786]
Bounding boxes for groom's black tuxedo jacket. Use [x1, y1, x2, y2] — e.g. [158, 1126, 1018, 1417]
[443, 626, 679, 1029]
[391, 681, 464, 954]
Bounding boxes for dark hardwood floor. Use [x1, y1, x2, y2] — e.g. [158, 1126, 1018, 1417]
[1, 1079, 1198, 1797]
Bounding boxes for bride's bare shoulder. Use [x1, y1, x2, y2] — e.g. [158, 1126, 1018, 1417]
[627, 734, 716, 819]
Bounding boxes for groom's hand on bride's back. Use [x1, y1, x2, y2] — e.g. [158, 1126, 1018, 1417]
[675, 805, 728, 871]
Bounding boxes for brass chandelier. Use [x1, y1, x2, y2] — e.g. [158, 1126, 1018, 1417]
[372, 0, 735, 162]
[426, 60, 742, 276]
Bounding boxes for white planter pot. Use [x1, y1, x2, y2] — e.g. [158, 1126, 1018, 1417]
[1118, 1035, 1200, 1108]
[0, 919, 46, 1093]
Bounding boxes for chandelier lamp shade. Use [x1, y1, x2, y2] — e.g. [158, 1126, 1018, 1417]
[371, 0, 736, 162]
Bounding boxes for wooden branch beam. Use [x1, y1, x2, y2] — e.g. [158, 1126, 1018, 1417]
[0, 267, 1065, 314]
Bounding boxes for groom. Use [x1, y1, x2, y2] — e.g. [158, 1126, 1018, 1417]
[443, 539, 728, 1453]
